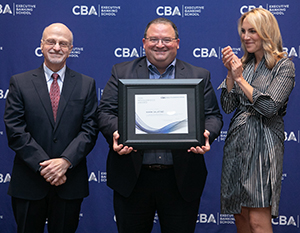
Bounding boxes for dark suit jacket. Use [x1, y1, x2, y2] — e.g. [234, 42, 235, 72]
[4, 65, 98, 200]
[97, 57, 223, 202]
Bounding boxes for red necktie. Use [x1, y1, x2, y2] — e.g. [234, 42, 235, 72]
[50, 73, 60, 122]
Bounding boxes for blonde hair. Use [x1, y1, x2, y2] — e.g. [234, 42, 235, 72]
[238, 8, 286, 69]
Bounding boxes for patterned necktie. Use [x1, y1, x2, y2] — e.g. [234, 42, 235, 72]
[50, 73, 60, 122]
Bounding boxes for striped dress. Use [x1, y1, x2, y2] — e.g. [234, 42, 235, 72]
[218, 56, 295, 217]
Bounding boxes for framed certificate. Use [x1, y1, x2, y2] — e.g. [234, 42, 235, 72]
[118, 79, 205, 149]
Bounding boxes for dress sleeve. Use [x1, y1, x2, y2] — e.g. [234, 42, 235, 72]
[251, 59, 295, 118]
[218, 78, 239, 114]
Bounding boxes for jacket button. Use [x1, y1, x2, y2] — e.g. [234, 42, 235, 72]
[53, 138, 57, 143]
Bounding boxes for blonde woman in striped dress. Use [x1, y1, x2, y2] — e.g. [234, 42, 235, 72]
[218, 8, 295, 233]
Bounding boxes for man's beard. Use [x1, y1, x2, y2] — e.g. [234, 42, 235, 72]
[47, 53, 66, 64]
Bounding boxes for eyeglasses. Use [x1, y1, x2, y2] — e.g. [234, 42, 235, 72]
[145, 37, 177, 45]
[43, 39, 71, 48]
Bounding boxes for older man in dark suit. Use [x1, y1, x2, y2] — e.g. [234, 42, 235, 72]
[97, 18, 223, 233]
[4, 23, 98, 233]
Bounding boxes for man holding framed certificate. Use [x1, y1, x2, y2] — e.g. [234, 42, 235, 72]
[97, 18, 223, 233]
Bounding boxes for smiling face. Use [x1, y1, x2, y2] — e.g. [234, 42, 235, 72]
[241, 17, 264, 59]
[142, 22, 180, 74]
[41, 23, 73, 72]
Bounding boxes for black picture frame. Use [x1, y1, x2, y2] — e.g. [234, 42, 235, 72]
[118, 79, 205, 149]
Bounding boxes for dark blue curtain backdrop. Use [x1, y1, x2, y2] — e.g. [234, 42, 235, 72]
[0, 1, 299, 232]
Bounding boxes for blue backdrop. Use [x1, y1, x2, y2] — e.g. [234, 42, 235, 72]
[0, 0, 299, 232]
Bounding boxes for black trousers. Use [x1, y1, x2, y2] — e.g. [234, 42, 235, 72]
[114, 167, 201, 233]
[12, 187, 83, 233]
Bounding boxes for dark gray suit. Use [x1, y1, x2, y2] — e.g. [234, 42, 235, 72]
[4, 65, 98, 201]
[98, 57, 223, 202]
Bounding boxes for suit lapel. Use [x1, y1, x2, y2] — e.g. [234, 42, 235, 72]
[175, 59, 186, 79]
[31, 66, 55, 127]
[32, 66, 77, 130]
[136, 58, 149, 79]
[54, 67, 77, 129]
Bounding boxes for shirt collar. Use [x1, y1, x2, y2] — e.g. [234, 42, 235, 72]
[43, 63, 66, 82]
[146, 58, 176, 75]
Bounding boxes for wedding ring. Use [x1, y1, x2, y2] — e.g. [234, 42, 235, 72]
[48, 177, 52, 180]
[232, 60, 235, 63]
